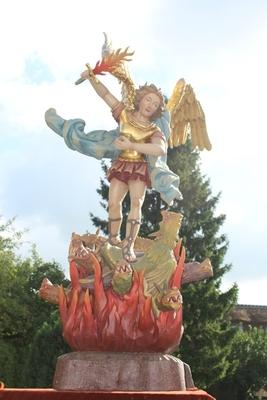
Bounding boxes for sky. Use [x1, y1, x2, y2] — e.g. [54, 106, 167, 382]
[0, 0, 266, 305]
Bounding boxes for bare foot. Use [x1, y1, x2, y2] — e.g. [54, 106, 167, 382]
[108, 236, 122, 246]
[122, 242, 137, 263]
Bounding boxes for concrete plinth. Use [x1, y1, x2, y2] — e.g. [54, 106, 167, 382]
[53, 352, 194, 391]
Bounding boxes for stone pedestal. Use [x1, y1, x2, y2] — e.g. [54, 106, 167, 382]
[53, 352, 195, 391]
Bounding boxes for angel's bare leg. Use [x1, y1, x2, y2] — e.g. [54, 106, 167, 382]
[108, 178, 128, 245]
[122, 179, 146, 261]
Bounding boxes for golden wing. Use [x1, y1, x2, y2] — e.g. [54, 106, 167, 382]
[167, 79, 212, 151]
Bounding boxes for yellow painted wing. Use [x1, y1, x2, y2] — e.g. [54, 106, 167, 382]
[167, 79, 212, 151]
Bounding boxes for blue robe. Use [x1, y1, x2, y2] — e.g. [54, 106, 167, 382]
[45, 108, 182, 205]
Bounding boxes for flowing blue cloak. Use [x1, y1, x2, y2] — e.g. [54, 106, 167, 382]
[45, 108, 182, 205]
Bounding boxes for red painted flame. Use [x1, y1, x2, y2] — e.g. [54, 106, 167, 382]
[59, 247, 184, 352]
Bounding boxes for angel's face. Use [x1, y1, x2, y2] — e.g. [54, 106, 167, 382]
[139, 93, 161, 119]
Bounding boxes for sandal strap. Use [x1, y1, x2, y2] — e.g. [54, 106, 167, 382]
[125, 218, 141, 243]
[121, 219, 141, 263]
[108, 218, 122, 244]
[122, 243, 137, 263]
[127, 219, 141, 225]
[108, 218, 122, 230]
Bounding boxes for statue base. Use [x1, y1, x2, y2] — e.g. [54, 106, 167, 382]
[53, 351, 195, 391]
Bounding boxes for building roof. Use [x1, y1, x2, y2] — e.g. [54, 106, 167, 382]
[231, 304, 267, 325]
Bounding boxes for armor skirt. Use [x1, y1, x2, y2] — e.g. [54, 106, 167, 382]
[107, 159, 151, 186]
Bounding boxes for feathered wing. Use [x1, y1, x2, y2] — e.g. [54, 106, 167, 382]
[167, 79, 212, 151]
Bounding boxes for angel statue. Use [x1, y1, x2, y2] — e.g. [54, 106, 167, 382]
[45, 34, 211, 263]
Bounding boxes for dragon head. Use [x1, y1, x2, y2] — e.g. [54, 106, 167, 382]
[156, 286, 183, 312]
[111, 261, 133, 295]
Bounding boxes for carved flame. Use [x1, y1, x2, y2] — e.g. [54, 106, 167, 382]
[59, 244, 184, 352]
[92, 48, 134, 76]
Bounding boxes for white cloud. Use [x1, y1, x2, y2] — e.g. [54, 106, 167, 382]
[0, 0, 164, 80]
[15, 215, 69, 266]
[197, 29, 267, 285]
[0, 79, 111, 135]
[222, 277, 267, 306]
[0, 0, 167, 136]
[199, 28, 267, 160]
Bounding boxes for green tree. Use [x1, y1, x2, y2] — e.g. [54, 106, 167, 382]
[0, 339, 17, 387]
[0, 217, 69, 387]
[212, 328, 267, 400]
[23, 311, 70, 388]
[90, 142, 238, 391]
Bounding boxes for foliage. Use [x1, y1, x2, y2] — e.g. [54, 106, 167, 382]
[211, 327, 267, 400]
[23, 312, 71, 388]
[0, 339, 17, 387]
[0, 217, 69, 387]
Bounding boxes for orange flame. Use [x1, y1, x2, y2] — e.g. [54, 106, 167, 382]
[92, 48, 134, 76]
[59, 251, 184, 352]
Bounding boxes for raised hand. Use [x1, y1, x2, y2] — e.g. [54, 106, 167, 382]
[80, 69, 90, 80]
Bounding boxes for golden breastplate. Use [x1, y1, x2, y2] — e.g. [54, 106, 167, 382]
[119, 109, 159, 161]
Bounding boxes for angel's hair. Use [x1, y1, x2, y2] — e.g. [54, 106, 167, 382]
[134, 84, 165, 120]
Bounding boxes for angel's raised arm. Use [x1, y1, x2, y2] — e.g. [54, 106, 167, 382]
[81, 67, 120, 110]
